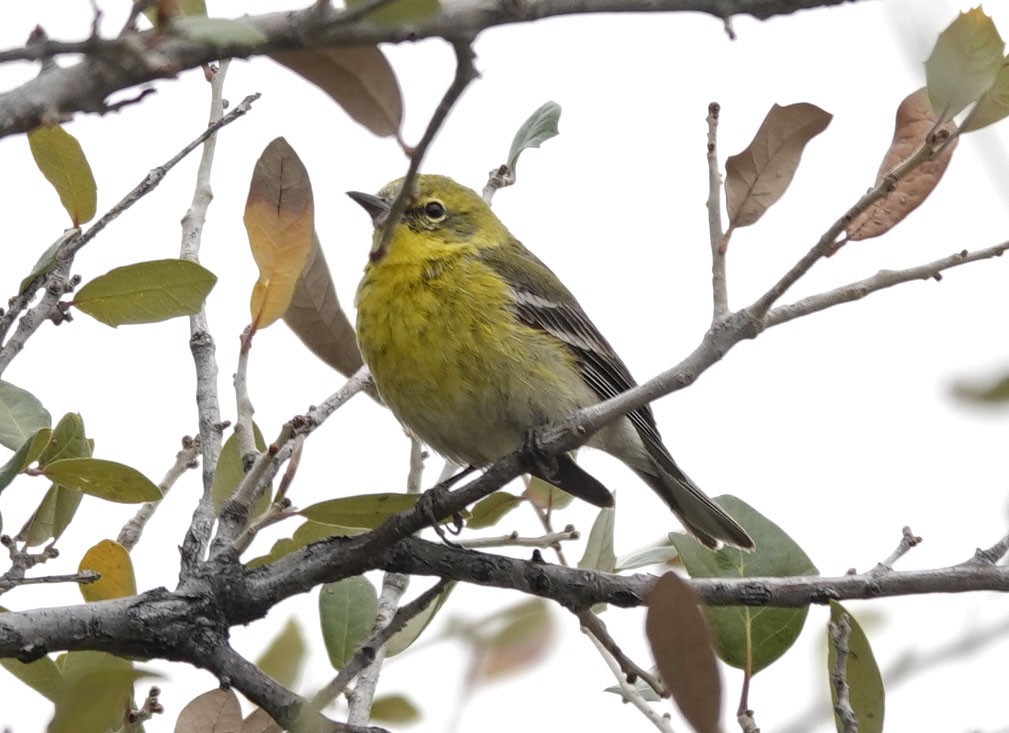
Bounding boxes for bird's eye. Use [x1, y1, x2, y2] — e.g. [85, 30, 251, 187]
[424, 200, 447, 220]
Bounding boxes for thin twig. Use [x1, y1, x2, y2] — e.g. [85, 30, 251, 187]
[457, 527, 579, 549]
[0, 258, 72, 375]
[180, 65, 246, 576]
[584, 629, 674, 732]
[370, 38, 479, 262]
[579, 610, 665, 697]
[828, 613, 858, 733]
[705, 101, 729, 321]
[118, 437, 201, 551]
[872, 526, 922, 573]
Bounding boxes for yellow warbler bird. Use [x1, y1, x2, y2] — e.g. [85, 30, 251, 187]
[350, 174, 752, 550]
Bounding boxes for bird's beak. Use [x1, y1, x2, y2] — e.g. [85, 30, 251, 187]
[347, 191, 390, 226]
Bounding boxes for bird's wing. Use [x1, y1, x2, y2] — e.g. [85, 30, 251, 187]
[477, 241, 674, 469]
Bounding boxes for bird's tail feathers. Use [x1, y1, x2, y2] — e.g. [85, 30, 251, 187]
[634, 465, 754, 551]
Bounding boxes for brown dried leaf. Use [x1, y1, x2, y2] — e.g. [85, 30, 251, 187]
[271, 47, 403, 139]
[846, 88, 958, 241]
[645, 572, 721, 733]
[245, 137, 315, 329]
[174, 688, 242, 733]
[282, 234, 363, 378]
[725, 102, 832, 230]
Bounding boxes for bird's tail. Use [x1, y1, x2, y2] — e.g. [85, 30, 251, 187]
[634, 463, 754, 550]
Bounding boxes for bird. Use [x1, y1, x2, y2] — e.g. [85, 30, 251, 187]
[349, 174, 753, 550]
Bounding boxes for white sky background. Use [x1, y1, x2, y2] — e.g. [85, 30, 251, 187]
[1, 1, 1009, 732]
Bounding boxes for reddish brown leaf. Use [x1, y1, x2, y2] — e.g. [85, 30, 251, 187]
[725, 102, 832, 230]
[174, 688, 242, 733]
[244, 138, 315, 329]
[272, 47, 403, 139]
[282, 234, 363, 378]
[645, 572, 721, 733]
[846, 88, 958, 241]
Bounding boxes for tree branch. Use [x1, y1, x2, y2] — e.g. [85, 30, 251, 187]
[0, 0, 867, 138]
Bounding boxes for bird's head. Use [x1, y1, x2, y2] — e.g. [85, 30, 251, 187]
[348, 175, 508, 260]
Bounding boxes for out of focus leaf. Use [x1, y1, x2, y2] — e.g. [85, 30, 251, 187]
[387, 582, 455, 657]
[523, 474, 574, 510]
[669, 495, 818, 674]
[950, 370, 1009, 405]
[507, 101, 561, 170]
[963, 60, 1009, 132]
[172, 16, 266, 47]
[246, 520, 365, 568]
[0, 428, 50, 493]
[19, 229, 77, 294]
[345, 0, 439, 25]
[50, 652, 157, 733]
[846, 88, 958, 241]
[73, 259, 217, 327]
[646, 572, 721, 733]
[255, 618, 306, 689]
[577, 506, 615, 572]
[27, 124, 97, 227]
[211, 423, 271, 517]
[725, 102, 832, 230]
[371, 694, 421, 724]
[245, 138, 315, 329]
[925, 8, 1004, 121]
[0, 381, 51, 451]
[319, 576, 378, 669]
[616, 541, 679, 572]
[239, 708, 283, 733]
[467, 491, 522, 530]
[78, 539, 137, 602]
[42, 458, 162, 504]
[142, 0, 207, 26]
[272, 48, 403, 138]
[173, 688, 242, 733]
[470, 598, 554, 684]
[828, 602, 885, 733]
[282, 234, 363, 378]
[300, 493, 421, 528]
[0, 610, 62, 701]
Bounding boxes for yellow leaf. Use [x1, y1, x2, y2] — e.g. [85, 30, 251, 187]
[78, 539, 136, 602]
[244, 138, 315, 328]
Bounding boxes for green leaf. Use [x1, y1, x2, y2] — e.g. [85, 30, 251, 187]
[319, 576, 378, 669]
[300, 493, 421, 528]
[211, 423, 271, 516]
[38, 413, 92, 466]
[345, 0, 440, 26]
[255, 618, 306, 689]
[0, 428, 51, 493]
[467, 491, 522, 529]
[20, 229, 77, 295]
[246, 520, 365, 568]
[616, 541, 679, 572]
[26, 124, 97, 227]
[828, 602, 885, 733]
[950, 370, 1009, 404]
[507, 101, 561, 171]
[171, 16, 267, 47]
[669, 496, 818, 673]
[925, 7, 1005, 121]
[49, 652, 158, 733]
[0, 610, 63, 701]
[577, 506, 615, 572]
[0, 381, 51, 451]
[387, 582, 455, 656]
[16, 484, 83, 547]
[42, 458, 162, 504]
[73, 259, 217, 327]
[371, 693, 421, 724]
[963, 59, 1009, 132]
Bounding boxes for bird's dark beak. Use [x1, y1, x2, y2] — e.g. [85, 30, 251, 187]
[347, 191, 390, 226]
